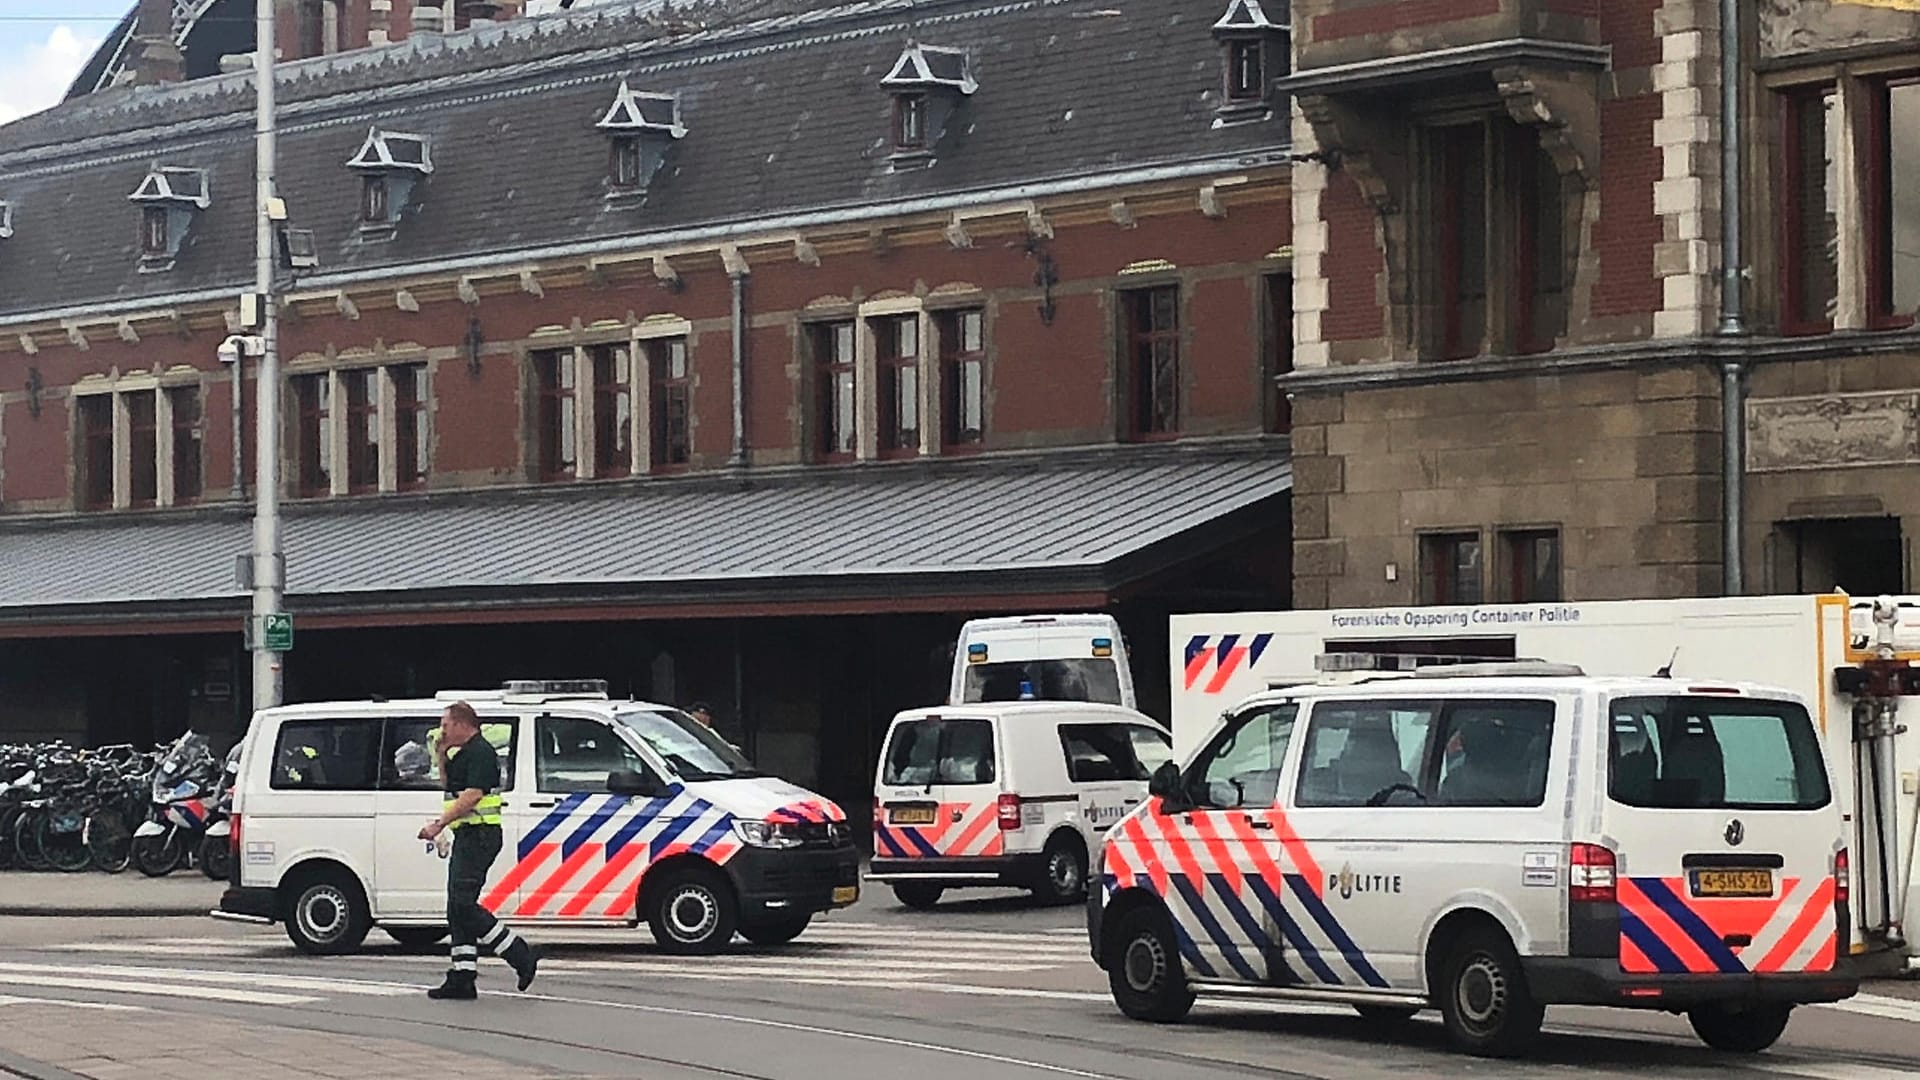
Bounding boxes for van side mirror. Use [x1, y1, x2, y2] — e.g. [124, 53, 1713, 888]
[608, 770, 664, 798]
[1148, 760, 1184, 803]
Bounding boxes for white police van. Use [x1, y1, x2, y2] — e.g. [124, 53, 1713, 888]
[216, 680, 858, 955]
[871, 702, 1172, 908]
[949, 614, 1137, 710]
[1088, 659, 1858, 1058]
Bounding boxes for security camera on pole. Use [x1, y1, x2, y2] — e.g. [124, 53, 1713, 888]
[245, 0, 285, 713]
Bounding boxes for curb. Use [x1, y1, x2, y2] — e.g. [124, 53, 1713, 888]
[0, 906, 214, 919]
[0, 1045, 90, 1080]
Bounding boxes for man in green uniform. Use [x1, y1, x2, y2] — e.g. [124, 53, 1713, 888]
[418, 701, 539, 1000]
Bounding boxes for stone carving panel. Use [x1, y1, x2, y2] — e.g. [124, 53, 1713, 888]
[1747, 390, 1920, 472]
[1760, 0, 1920, 60]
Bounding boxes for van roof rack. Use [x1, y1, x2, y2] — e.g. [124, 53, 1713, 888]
[1308, 652, 1584, 680]
[433, 679, 610, 704]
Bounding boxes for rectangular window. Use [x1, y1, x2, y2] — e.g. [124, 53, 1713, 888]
[1123, 286, 1180, 438]
[1608, 696, 1831, 810]
[140, 207, 168, 256]
[591, 344, 633, 479]
[168, 386, 203, 504]
[1189, 703, 1299, 810]
[79, 395, 114, 510]
[1265, 274, 1293, 433]
[894, 94, 927, 150]
[377, 716, 519, 791]
[1296, 700, 1437, 808]
[1781, 87, 1840, 335]
[812, 321, 857, 460]
[1058, 724, 1156, 783]
[938, 309, 986, 449]
[881, 718, 996, 787]
[1501, 529, 1561, 603]
[1433, 700, 1556, 807]
[875, 315, 920, 455]
[611, 138, 643, 189]
[392, 364, 427, 490]
[126, 391, 158, 508]
[1868, 79, 1920, 329]
[647, 337, 691, 470]
[1435, 123, 1489, 359]
[293, 374, 331, 497]
[270, 718, 380, 791]
[1512, 134, 1566, 354]
[534, 349, 577, 481]
[1227, 39, 1265, 102]
[536, 715, 654, 794]
[1421, 531, 1484, 605]
[361, 176, 389, 223]
[344, 368, 379, 493]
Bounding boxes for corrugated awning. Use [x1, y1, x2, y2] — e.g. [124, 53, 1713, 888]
[0, 444, 1290, 633]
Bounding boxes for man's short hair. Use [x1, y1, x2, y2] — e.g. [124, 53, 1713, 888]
[689, 701, 713, 715]
[444, 701, 481, 729]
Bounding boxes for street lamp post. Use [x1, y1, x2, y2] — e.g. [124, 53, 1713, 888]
[250, 0, 284, 712]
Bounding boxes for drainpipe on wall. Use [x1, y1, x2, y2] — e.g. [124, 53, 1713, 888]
[729, 270, 750, 468]
[1717, 0, 1747, 596]
[231, 355, 245, 498]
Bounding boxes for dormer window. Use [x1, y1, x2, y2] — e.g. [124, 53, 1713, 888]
[1212, 0, 1289, 125]
[894, 94, 928, 151]
[880, 43, 976, 167]
[127, 165, 211, 271]
[597, 81, 687, 202]
[346, 128, 432, 238]
[0, 200, 13, 240]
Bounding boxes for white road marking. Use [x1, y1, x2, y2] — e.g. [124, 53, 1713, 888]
[0, 973, 315, 1006]
[1748, 1062, 1920, 1080]
[0, 962, 416, 997]
[0, 994, 145, 1012]
[1815, 992, 1920, 1024]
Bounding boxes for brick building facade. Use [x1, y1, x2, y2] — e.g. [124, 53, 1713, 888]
[0, 0, 1295, 822]
[1283, 0, 1919, 610]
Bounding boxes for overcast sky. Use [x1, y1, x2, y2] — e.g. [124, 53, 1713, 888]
[0, 2, 122, 124]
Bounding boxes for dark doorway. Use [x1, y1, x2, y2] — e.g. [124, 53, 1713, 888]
[1778, 516, 1907, 595]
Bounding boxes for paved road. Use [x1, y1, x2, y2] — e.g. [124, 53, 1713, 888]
[0, 888, 1917, 1079]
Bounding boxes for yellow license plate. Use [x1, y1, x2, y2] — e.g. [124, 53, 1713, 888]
[890, 806, 936, 825]
[1691, 869, 1772, 897]
[832, 885, 859, 905]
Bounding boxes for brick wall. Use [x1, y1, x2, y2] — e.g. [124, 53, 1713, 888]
[1314, 0, 1501, 41]
[1320, 172, 1385, 345]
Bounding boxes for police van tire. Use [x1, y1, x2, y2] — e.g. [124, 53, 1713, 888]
[647, 866, 739, 955]
[385, 926, 451, 951]
[892, 883, 944, 910]
[1035, 834, 1088, 905]
[740, 916, 812, 946]
[1108, 906, 1195, 1023]
[1436, 928, 1543, 1058]
[1687, 1003, 1793, 1053]
[283, 871, 372, 956]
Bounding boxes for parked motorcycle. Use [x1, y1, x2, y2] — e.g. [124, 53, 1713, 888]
[198, 744, 241, 881]
[131, 732, 217, 878]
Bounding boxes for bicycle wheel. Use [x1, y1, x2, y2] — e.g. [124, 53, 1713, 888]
[41, 816, 92, 874]
[13, 810, 49, 871]
[0, 808, 18, 871]
[86, 809, 133, 874]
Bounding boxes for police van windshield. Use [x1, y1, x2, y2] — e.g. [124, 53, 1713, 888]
[613, 710, 760, 782]
[961, 659, 1122, 705]
[1608, 696, 1831, 811]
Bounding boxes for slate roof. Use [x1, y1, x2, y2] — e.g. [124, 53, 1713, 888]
[0, 442, 1292, 625]
[0, 0, 1289, 325]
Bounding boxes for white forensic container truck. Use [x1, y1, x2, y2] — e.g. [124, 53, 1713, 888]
[1168, 593, 1920, 974]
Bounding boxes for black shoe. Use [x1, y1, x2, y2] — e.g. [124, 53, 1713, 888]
[427, 971, 477, 1000]
[512, 944, 541, 992]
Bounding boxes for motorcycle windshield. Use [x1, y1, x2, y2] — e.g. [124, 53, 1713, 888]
[153, 733, 211, 802]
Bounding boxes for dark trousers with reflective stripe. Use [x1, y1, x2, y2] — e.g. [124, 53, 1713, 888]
[446, 823, 519, 974]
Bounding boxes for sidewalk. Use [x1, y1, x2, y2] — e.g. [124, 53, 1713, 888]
[0, 873, 222, 917]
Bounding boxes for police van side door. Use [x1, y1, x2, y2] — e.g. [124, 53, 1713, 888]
[509, 712, 670, 921]
[1122, 702, 1300, 986]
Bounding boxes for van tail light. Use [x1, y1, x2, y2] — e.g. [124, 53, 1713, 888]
[1570, 843, 1617, 903]
[230, 813, 242, 858]
[997, 793, 1023, 831]
[1834, 848, 1850, 904]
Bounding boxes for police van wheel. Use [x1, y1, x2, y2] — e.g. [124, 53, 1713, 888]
[1109, 906, 1195, 1023]
[1688, 1003, 1793, 1053]
[1035, 836, 1088, 905]
[740, 916, 812, 947]
[1437, 929, 1543, 1058]
[648, 867, 739, 955]
[284, 872, 372, 956]
[892, 883, 944, 910]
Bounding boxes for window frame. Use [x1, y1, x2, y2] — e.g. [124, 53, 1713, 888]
[391, 363, 428, 491]
[1429, 699, 1558, 809]
[1057, 723, 1146, 784]
[535, 714, 658, 795]
[874, 313, 922, 457]
[1500, 528, 1562, 603]
[1263, 273, 1293, 434]
[590, 343, 634, 479]
[1121, 284, 1181, 441]
[610, 137, 645, 191]
[343, 367, 380, 495]
[1421, 530, 1485, 605]
[1180, 700, 1301, 811]
[269, 717, 383, 792]
[168, 385, 203, 505]
[937, 307, 987, 451]
[893, 93, 928, 152]
[125, 390, 159, 508]
[293, 373, 332, 498]
[1778, 84, 1841, 337]
[810, 320, 858, 463]
[1292, 699, 1439, 809]
[1865, 75, 1920, 331]
[361, 175, 390, 225]
[140, 206, 169, 257]
[1225, 38, 1266, 103]
[533, 348, 578, 482]
[647, 336, 692, 472]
